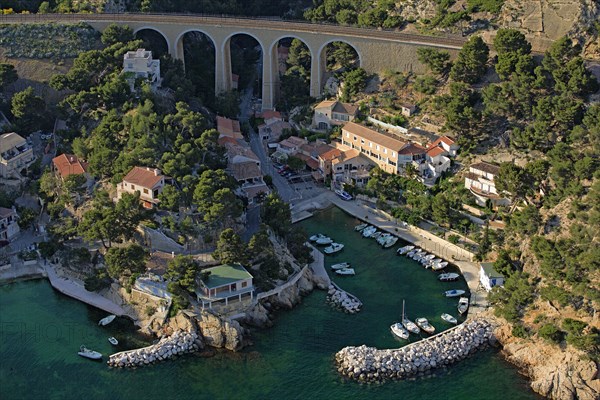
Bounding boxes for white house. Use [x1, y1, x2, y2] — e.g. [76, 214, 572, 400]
[277, 136, 307, 156]
[429, 136, 459, 157]
[0, 207, 20, 242]
[479, 262, 505, 291]
[117, 166, 165, 209]
[0, 132, 35, 179]
[196, 263, 254, 309]
[122, 48, 161, 89]
[464, 162, 511, 207]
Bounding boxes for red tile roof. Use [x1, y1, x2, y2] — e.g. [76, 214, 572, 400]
[319, 148, 342, 161]
[216, 116, 243, 139]
[430, 136, 456, 147]
[398, 143, 426, 155]
[122, 167, 163, 189]
[426, 146, 446, 157]
[52, 154, 88, 178]
[260, 110, 282, 120]
[343, 122, 407, 152]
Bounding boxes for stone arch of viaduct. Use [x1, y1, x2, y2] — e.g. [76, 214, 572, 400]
[0, 14, 465, 110]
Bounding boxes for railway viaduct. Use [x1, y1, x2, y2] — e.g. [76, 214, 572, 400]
[1, 13, 466, 110]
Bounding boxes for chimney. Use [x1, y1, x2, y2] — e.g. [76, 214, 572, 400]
[69, 156, 75, 163]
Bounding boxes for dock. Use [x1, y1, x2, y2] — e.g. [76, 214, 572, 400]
[307, 243, 330, 286]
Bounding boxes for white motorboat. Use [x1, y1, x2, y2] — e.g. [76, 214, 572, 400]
[397, 245, 414, 255]
[441, 313, 458, 324]
[420, 254, 436, 264]
[426, 258, 443, 268]
[458, 297, 469, 314]
[335, 268, 355, 276]
[431, 261, 449, 271]
[309, 233, 328, 242]
[412, 251, 426, 261]
[362, 226, 377, 237]
[415, 318, 436, 334]
[354, 223, 368, 231]
[406, 249, 419, 257]
[335, 189, 353, 201]
[98, 315, 116, 326]
[383, 237, 398, 248]
[78, 345, 102, 360]
[108, 337, 118, 346]
[371, 231, 382, 239]
[315, 236, 333, 245]
[330, 262, 351, 270]
[324, 243, 344, 254]
[390, 322, 409, 340]
[438, 273, 460, 282]
[403, 317, 420, 334]
[376, 233, 392, 245]
[444, 289, 466, 298]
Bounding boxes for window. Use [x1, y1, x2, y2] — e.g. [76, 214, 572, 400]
[346, 132, 350, 138]
[369, 142, 372, 148]
[384, 148, 387, 154]
[131, 184, 135, 189]
[353, 136, 357, 141]
[143, 188, 149, 194]
[241, 281, 248, 288]
[376, 145, 380, 151]
[392, 152, 396, 157]
[388, 160, 397, 166]
[360, 139, 365, 144]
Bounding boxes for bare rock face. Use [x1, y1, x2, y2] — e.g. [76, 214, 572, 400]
[495, 323, 600, 400]
[195, 310, 245, 351]
[243, 302, 273, 328]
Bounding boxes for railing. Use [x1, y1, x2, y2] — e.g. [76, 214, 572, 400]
[256, 265, 308, 300]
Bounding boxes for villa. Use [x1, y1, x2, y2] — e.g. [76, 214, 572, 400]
[0, 132, 35, 179]
[117, 166, 166, 209]
[465, 162, 511, 207]
[122, 48, 161, 89]
[0, 206, 20, 243]
[331, 148, 374, 187]
[52, 153, 90, 181]
[217, 116, 244, 144]
[479, 262, 505, 291]
[196, 263, 254, 309]
[313, 100, 358, 130]
[225, 142, 269, 205]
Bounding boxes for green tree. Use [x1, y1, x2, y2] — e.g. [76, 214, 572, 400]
[493, 29, 532, 80]
[164, 255, 201, 292]
[261, 193, 291, 237]
[101, 24, 133, 46]
[495, 163, 525, 198]
[341, 67, 368, 101]
[417, 48, 451, 75]
[215, 90, 240, 119]
[414, 75, 438, 94]
[286, 156, 305, 171]
[158, 185, 181, 211]
[0, 63, 18, 90]
[11, 87, 47, 132]
[213, 228, 249, 265]
[104, 244, 148, 279]
[450, 36, 489, 84]
[37, 1, 51, 13]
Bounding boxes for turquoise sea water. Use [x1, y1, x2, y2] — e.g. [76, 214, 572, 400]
[0, 207, 538, 400]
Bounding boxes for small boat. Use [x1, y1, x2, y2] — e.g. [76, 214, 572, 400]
[108, 337, 119, 346]
[438, 273, 460, 282]
[354, 223, 368, 231]
[412, 251, 426, 261]
[441, 313, 458, 324]
[330, 262, 351, 270]
[371, 231, 382, 239]
[309, 233, 328, 242]
[324, 243, 344, 254]
[315, 236, 333, 245]
[362, 226, 377, 238]
[390, 322, 409, 340]
[415, 318, 435, 334]
[98, 315, 116, 326]
[335, 268, 355, 276]
[376, 233, 391, 245]
[406, 249, 419, 257]
[383, 237, 398, 248]
[426, 258, 443, 268]
[431, 261, 449, 271]
[78, 345, 102, 360]
[458, 297, 469, 314]
[420, 254, 436, 264]
[400, 300, 420, 334]
[397, 245, 414, 255]
[444, 289, 466, 298]
[335, 189, 353, 201]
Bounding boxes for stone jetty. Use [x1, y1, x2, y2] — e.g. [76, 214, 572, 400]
[335, 319, 493, 382]
[327, 283, 362, 313]
[108, 330, 201, 368]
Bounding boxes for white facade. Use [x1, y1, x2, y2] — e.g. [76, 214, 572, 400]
[464, 162, 511, 207]
[0, 133, 35, 179]
[0, 207, 20, 242]
[123, 49, 161, 89]
[479, 263, 505, 291]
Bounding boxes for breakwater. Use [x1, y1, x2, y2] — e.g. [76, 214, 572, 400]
[327, 282, 362, 313]
[108, 330, 200, 368]
[335, 319, 493, 382]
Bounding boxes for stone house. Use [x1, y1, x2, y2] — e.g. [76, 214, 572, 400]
[216, 116, 244, 144]
[0, 132, 35, 179]
[464, 162, 511, 207]
[122, 48, 161, 90]
[0, 206, 19, 242]
[331, 148, 375, 187]
[225, 142, 269, 205]
[400, 103, 417, 117]
[313, 100, 358, 130]
[277, 136, 307, 156]
[117, 166, 165, 209]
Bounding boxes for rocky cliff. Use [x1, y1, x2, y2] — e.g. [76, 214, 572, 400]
[493, 317, 600, 400]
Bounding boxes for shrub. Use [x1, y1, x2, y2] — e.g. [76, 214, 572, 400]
[145, 305, 157, 317]
[512, 323, 529, 338]
[538, 323, 563, 343]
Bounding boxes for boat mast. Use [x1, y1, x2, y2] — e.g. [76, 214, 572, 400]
[402, 299, 405, 321]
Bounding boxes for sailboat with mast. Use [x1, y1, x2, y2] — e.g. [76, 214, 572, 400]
[390, 300, 410, 339]
[401, 300, 420, 334]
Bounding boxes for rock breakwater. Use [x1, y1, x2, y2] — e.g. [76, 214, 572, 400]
[108, 330, 201, 368]
[335, 319, 493, 382]
[327, 284, 362, 313]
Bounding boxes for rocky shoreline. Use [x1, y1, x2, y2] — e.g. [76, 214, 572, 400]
[335, 319, 494, 382]
[327, 283, 362, 314]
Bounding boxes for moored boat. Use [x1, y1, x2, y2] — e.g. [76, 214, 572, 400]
[458, 297, 469, 314]
[335, 268, 355, 276]
[362, 226, 377, 237]
[425, 258, 443, 268]
[444, 289, 466, 298]
[335, 189, 353, 201]
[415, 318, 435, 334]
[376, 233, 391, 245]
[309, 233, 328, 242]
[383, 236, 398, 248]
[441, 313, 458, 324]
[98, 315, 116, 326]
[354, 223, 368, 231]
[78, 345, 102, 360]
[431, 261, 449, 271]
[412, 251, 426, 261]
[108, 336, 118, 346]
[420, 254, 436, 264]
[330, 262, 351, 270]
[402, 317, 420, 334]
[397, 245, 414, 255]
[324, 243, 344, 254]
[438, 273, 460, 281]
[315, 236, 333, 245]
[390, 322, 409, 340]
[371, 231, 382, 239]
